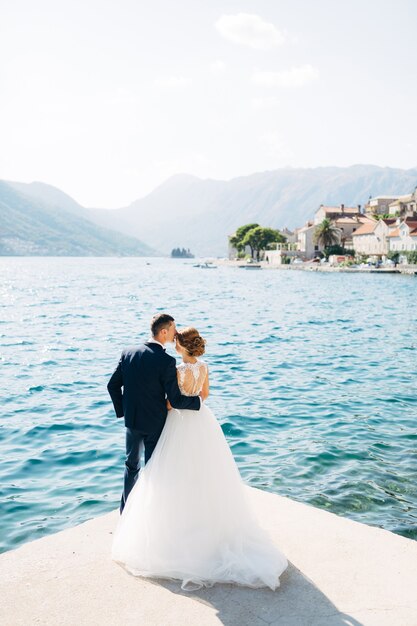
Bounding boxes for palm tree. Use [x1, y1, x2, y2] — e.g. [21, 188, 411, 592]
[314, 218, 341, 249]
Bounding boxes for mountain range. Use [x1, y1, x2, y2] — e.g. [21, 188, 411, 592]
[1, 165, 417, 256]
[88, 165, 417, 256]
[0, 181, 155, 256]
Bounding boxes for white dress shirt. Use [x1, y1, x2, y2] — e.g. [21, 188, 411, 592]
[147, 337, 166, 350]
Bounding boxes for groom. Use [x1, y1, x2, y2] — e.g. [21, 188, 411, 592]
[107, 313, 202, 512]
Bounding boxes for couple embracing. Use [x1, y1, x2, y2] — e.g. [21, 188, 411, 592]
[107, 313, 287, 591]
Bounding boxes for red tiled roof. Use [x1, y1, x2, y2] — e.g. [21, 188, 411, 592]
[334, 217, 359, 224]
[387, 219, 417, 237]
[352, 222, 377, 236]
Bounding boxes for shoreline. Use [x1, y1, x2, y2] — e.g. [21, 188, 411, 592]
[214, 259, 417, 275]
[1, 487, 416, 625]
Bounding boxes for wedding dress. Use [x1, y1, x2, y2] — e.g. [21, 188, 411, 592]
[111, 360, 288, 591]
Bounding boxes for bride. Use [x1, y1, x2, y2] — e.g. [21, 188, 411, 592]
[111, 327, 288, 591]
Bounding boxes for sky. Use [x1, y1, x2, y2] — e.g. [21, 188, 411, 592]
[1, 0, 417, 208]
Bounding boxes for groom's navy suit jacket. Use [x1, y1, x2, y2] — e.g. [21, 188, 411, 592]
[107, 341, 200, 433]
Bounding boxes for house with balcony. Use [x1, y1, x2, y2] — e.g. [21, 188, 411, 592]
[264, 242, 299, 266]
[388, 189, 417, 218]
[364, 196, 399, 217]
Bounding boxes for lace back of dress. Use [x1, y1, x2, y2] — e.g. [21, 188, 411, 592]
[177, 361, 207, 396]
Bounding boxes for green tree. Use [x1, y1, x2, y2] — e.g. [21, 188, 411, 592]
[373, 213, 393, 220]
[229, 223, 259, 255]
[388, 250, 400, 265]
[323, 244, 355, 259]
[314, 218, 341, 249]
[406, 250, 417, 264]
[242, 226, 285, 260]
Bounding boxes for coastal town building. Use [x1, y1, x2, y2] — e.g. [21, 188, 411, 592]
[280, 228, 297, 244]
[264, 242, 299, 266]
[296, 204, 372, 257]
[352, 218, 397, 257]
[230, 188, 417, 266]
[312, 204, 372, 251]
[333, 215, 374, 249]
[364, 196, 399, 217]
[313, 204, 362, 224]
[388, 218, 417, 261]
[296, 221, 317, 259]
[388, 189, 417, 218]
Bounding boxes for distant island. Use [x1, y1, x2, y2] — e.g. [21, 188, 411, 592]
[88, 165, 417, 257]
[171, 247, 195, 258]
[3, 165, 417, 257]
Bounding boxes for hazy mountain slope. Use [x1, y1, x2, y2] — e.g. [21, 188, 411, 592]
[88, 165, 417, 256]
[7, 181, 88, 218]
[0, 181, 156, 256]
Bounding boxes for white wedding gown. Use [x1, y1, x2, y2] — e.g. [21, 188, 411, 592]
[111, 360, 288, 591]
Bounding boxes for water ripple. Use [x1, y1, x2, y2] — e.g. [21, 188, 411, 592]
[0, 257, 416, 553]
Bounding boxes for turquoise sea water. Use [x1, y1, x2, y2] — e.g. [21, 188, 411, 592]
[0, 257, 416, 553]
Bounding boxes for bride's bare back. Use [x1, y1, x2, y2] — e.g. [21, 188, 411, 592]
[177, 360, 208, 397]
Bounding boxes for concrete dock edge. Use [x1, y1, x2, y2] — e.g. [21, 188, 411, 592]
[1, 487, 416, 626]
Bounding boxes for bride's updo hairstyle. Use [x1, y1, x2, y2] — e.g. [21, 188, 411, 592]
[176, 327, 206, 357]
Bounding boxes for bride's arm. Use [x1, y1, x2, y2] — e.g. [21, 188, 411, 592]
[165, 369, 184, 410]
[201, 368, 209, 401]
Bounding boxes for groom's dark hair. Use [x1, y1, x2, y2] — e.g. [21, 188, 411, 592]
[151, 313, 175, 337]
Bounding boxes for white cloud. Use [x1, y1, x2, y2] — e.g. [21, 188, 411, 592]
[209, 60, 226, 75]
[153, 75, 191, 88]
[252, 65, 319, 88]
[215, 13, 286, 50]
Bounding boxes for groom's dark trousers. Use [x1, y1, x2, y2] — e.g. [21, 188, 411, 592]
[107, 341, 200, 513]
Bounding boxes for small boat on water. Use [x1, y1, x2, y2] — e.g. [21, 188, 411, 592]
[237, 258, 262, 269]
[193, 262, 217, 269]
